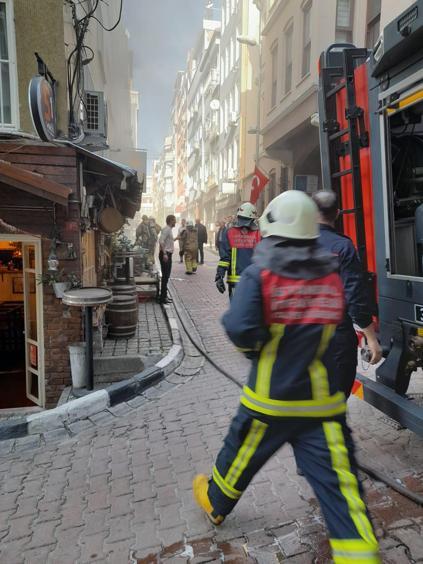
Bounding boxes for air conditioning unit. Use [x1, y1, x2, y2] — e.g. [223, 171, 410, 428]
[84, 91, 107, 137]
[229, 112, 239, 126]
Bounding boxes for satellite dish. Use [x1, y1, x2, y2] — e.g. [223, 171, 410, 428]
[210, 99, 220, 111]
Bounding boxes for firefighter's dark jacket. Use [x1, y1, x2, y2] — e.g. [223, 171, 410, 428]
[222, 237, 347, 419]
[318, 224, 372, 330]
[217, 224, 261, 285]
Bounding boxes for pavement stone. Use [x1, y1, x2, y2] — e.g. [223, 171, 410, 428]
[0, 251, 422, 563]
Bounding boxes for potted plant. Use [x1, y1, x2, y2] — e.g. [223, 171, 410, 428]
[37, 270, 81, 298]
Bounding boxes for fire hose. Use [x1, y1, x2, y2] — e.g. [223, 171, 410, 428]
[169, 290, 423, 507]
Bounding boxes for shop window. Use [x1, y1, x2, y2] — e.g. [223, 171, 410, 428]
[0, 0, 17, 128]
[302, 2, 312, 78]
[336, 0, 354, 43]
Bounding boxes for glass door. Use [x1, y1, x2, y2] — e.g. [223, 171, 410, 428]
[22, 242, 43, 406]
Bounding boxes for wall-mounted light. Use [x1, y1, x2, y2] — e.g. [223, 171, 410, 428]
[47, 241, 59, 271]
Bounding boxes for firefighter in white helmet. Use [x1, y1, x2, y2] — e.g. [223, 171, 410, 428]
[215, 202, 261, 298]
[194, 191, 381, 564]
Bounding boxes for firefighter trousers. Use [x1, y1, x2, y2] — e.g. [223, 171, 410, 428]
[185, 251, 198, 274]
[208, 406, 380, 563]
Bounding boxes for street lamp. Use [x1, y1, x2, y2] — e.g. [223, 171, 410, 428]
[236, 31, 262, 166]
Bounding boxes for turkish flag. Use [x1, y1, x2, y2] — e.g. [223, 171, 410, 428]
[250, 166, 270, 204]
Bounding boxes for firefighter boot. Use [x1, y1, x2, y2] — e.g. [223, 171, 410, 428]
[192, 474, 225, 526]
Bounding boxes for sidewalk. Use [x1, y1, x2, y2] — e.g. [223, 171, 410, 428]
[0, 249, 422, 563]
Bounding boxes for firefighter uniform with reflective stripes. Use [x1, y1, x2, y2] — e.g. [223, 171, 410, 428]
[208, 235, 380, 563]
[217, 225, 261, 293]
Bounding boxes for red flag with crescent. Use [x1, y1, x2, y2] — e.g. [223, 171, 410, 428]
[250, 166, 270, 204]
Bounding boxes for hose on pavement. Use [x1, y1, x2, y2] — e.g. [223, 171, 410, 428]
[169, 289, 423, 507]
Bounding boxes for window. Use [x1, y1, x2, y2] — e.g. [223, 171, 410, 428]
[270, 42, 278, 108]
[302, 2, 312, 78]
[366, 0, 381, 48]
[0, 0, 17, 128]
[284, 24, 293, 94]
[336, 0, 354, 43]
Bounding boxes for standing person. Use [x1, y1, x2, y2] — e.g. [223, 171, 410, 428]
[312, 191, 382, 398]
[178, 218, 187, 263]
[135, 215, 151, 249]
[158, 215, 176, 305]
[215, 203, 260, 298]
[196, 219, 208, 264]
[215, 221, 226, 254]
[182, 220, 199, 275]
[147, 217, 159, 270]
[193, 191, 381, 564]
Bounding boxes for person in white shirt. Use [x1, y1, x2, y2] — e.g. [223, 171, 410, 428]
[158, 215, 176, 304]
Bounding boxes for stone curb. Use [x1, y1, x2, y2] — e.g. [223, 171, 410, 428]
[0, 304, 184, 442]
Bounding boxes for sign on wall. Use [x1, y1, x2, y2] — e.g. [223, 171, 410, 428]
[28, 76, 57, 142]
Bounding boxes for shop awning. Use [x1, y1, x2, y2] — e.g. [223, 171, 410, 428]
[66, 143, 144, 219]
[0, 160, 72, 206]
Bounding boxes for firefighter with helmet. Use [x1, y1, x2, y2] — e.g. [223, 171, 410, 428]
[193, 191, 380, 564]
[215, 202, 261, 297]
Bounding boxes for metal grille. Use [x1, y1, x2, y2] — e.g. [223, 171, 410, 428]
[86, 92, 99, 131]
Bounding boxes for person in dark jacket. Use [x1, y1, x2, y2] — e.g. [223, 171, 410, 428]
[313, 191, 382, 397]
[215, 203, 260, 298]
[215, 221, 226, 254]
[196, 219, 208, 264]
[193, 191, 380, 564]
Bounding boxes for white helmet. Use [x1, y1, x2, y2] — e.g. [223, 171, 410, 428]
[186, 220, 194, 227]
[259, 191, 319, 239]
[237, 202, 257, 220]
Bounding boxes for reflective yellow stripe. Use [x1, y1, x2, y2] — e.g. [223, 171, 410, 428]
[218, 260, 230, 268]
[225, 419, 268, 489]
[309, 324, 335, 400]
[323, 423, 379, 552]
[227, 275, 240, 283]
[240, 386, 346, 417]
[330, 539, 381, 563]
[386, 89, 423, 115]
[256, 324, 285, 398]
[212, 466, 242, 500]
[231, 247, 237, 280]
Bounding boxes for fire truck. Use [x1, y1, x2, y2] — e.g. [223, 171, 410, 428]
[318, 1, 423, 436]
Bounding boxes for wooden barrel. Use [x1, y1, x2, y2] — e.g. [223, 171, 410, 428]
[109, 284, 137, 298]
[106, 295, 138, 338]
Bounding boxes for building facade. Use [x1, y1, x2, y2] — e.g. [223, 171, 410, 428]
[0, 0, 142, 409]
[185, 19, 221, 224]
[173, 72, 188, 219]
[259, 0, 416, 205]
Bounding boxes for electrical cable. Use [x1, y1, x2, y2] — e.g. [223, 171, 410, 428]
[169, 288, 423, 507]
[90, 0, 123, 32]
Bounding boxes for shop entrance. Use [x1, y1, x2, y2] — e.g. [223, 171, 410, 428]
[0, 237, 44, 409]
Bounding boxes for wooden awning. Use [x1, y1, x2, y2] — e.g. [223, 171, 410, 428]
[0, 160, 72, 206]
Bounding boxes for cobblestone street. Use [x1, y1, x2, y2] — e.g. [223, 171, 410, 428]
[0, 250, 423, 563]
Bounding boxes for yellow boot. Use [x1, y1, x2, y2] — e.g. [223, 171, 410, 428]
[192, 474, 225, 526]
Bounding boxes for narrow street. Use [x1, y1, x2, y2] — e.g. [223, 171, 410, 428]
[0, 250, 422, 564]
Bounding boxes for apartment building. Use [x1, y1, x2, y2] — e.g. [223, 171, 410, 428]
[259, 0, 415, 201]
[215, 0, 261, 218]
[185, 19, 220, 223]
[172, 72, 188, 218]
